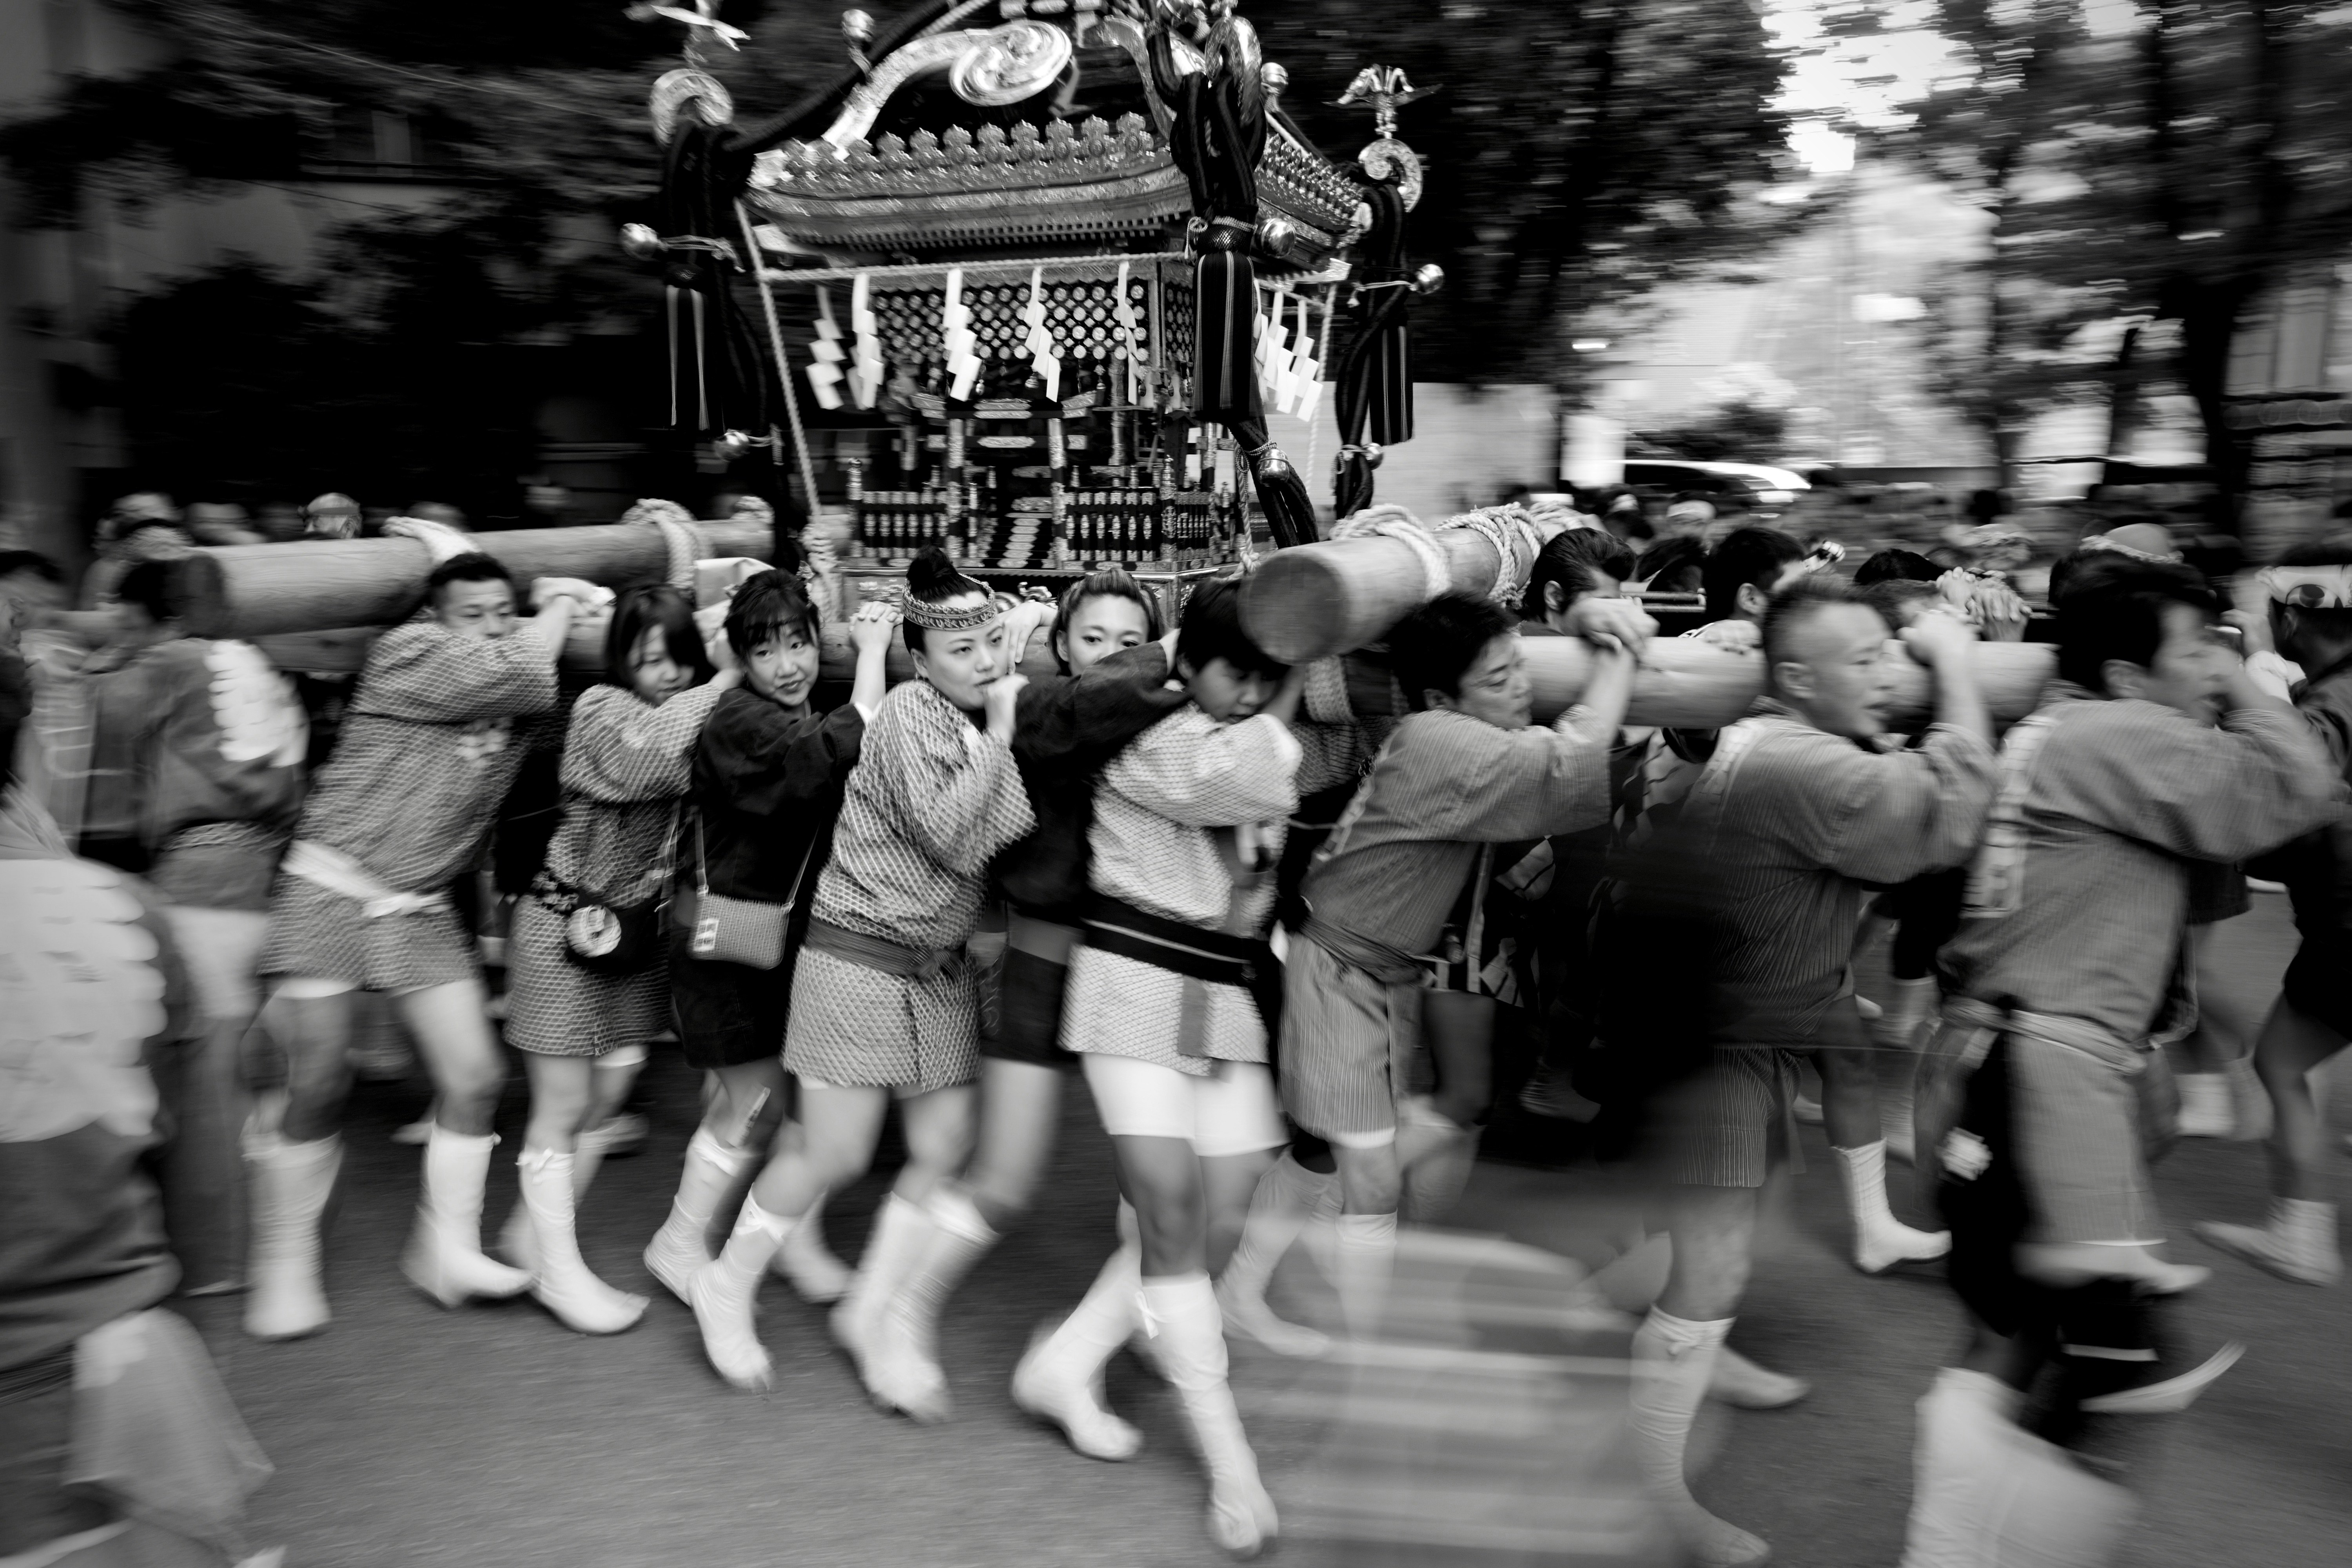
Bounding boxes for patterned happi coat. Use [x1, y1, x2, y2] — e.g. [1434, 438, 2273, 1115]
[782, 679, 1034, 1091]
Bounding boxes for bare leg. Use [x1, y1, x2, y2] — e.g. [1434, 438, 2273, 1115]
[2254, 999, 2351, 1202]
[1113, 1133, 1209, 1278]
[1637, 1185, 1769, 1567]
[393, 980, 530, 1307]
[1330, 1139, 1402, 1338]
[2195, 997, 2348, 1285]
[275, 989, 356, 1145]
[750, 1084, 890, 1218]
[1202, 1148, 1278, 1278]
[893, 1085, 977, 1205]
[966, 1057, 1066, 1231]
[522, 1055, 598, 1155]
[393, 978, 505, 1136]
[709, 1058, 789, 1151]
[1658, 1185, 1758, 1323]
[1815, 1044, 1880, 1152]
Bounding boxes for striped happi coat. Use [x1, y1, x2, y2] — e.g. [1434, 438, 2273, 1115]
[1677, 699, 1996, 1049]
[1279, 706, 1616, 1136]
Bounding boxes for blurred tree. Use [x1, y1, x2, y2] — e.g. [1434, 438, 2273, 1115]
[0, 0, 848, 512]
[1254, 0, 1805, 390]
[1629, 398, 1790, 464]
[1878, 0, 2352, 512]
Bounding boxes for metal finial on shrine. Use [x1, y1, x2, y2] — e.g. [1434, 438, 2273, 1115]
[842, 9, 875, 75]
[1335, 65, 1434, 141]
[1336, 65, 1434, 211]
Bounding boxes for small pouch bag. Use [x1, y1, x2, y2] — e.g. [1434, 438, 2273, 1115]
[673, 812, 812, 971]
[549, 803, 679, 976]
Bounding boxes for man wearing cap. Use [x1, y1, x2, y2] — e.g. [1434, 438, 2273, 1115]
[302, 493, 362, 541]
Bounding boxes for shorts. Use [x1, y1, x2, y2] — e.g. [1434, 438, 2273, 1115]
[258, 874, 478, 994]
[2281, 929, 2352, 1041]
[1650, 1047, 1802, 1189]
[1081, 1053, 1286, 1158]
[981, 944, 1080, 1071]
[1276, 935, 1427, 1143]
[668, 940, 793, 1070]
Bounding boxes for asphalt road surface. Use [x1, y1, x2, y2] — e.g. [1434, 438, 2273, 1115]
[181, 889, 2348, 1567]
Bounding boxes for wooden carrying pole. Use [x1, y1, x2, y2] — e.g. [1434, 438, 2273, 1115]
[1240, 528, 1508, 664]
[171, 520, 777, 641]
[228, 621, 2055, 729]
[1504, 635, 2055, 729]
[801, 633, 2057, 730]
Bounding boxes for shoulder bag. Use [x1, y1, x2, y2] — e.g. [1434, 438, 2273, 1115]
[673, 811, 815, 971]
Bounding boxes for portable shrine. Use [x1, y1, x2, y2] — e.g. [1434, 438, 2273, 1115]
[628, 0, 1438, 616]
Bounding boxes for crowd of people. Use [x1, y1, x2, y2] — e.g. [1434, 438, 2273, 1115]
[2, 495, 2348, 1568]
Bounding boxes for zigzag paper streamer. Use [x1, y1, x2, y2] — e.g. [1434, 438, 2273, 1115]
[1022, 266, 1061, 401]
[1267, 286, 1298, 411]
[806, 285, 845, 410]
[1113, 259, 1146, 409]
[1291, 293, 1324, 420]
[848, 272, 883, 410]
[942, 268, 982, 401]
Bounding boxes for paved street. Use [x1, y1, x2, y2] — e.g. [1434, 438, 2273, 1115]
[181, 889, 2349, 1568]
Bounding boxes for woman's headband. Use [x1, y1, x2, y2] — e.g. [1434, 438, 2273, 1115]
[902, 590, 1001, 632]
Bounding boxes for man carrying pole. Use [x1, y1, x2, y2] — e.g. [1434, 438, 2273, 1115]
[243, 552, 599, 1340]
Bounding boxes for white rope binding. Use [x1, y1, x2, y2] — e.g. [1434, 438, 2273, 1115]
[1331, 503, 1452, 605]
[617, 500, 708, 593]
[1446, 504, 1546, 606]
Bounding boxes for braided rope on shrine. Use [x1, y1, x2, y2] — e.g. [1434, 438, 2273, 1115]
[1331, 504, 1449, 604]
[1448, 504, 1546, 606]
[618, 500, 708, 593]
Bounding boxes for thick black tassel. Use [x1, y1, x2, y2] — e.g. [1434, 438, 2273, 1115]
[1192, 245, 1262, 427]
[1230, 414, 1314, 549]
[1368, 306, 1414, 446]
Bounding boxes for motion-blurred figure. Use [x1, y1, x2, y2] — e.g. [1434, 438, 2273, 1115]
[2196, 541, 2352, 1285]
[0, 655, 281, 1568]
[1628, 579, 1994, 1568]
[1908, 559, 2344, 1565]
